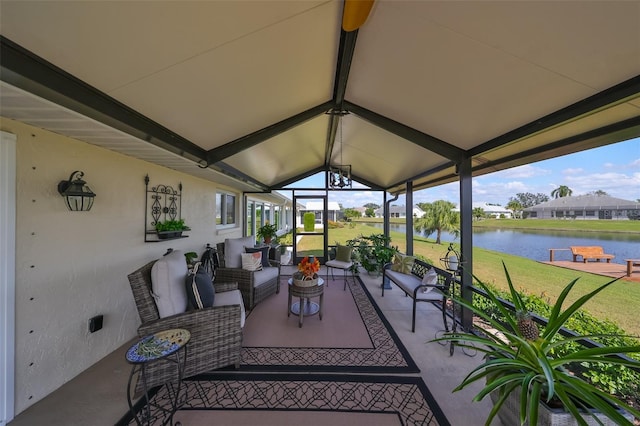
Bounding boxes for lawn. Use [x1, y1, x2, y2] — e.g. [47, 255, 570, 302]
[473, 218, 640, 233]
[295, 223, 640, 337]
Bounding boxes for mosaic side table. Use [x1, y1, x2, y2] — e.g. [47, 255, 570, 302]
[126, 328, 190, 426]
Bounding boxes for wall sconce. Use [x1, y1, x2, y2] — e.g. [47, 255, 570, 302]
[57, 171, 96, 211]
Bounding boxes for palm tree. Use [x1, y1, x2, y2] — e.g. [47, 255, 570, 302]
[472, 207, 485, 221]
[506, 200, 523, 219]
[414, 200, 459, 244]
[551, 185, 573, 199]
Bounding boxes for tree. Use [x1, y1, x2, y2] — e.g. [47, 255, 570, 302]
[414, 200, 459, 244]
[365, 207, 375, 217]
[587, 190, 608, 196]
[506, 200, 523, 219]
[363, 203, 380, 210]
[510, 192, 549, 208]
[343, 207, 361, 220]
[472, 207, 485, 221]
[551, 185, 573, 198]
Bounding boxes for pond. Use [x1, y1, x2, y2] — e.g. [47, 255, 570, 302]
[368, 223, 640, 263]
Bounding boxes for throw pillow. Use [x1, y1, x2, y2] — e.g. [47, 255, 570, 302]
[241, 252, 263, 271]
[151, 250, 188, 318]
[185, 262, 215, 309]
[335, 244, 352, 262]
[421, 267, 438, 293]
[224, 236, 255, 268]
[245, 246, 270, 268]
[391, 253, 414, 274]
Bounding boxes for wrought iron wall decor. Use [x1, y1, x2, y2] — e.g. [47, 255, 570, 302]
[144, 175, 187, 242]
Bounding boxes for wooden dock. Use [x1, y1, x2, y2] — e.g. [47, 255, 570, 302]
[541, 260, 640, 283]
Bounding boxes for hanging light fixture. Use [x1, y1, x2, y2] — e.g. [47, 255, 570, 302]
[327, 109, 352, 189]
[57, 170, 96, 211]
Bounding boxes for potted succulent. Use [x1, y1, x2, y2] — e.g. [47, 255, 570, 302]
[256, 222, 278, 244]
[155, 219, 190, 239]
[434, 263, 640, 426]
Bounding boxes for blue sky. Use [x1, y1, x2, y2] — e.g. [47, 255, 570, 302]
[283, 137, 640, 208]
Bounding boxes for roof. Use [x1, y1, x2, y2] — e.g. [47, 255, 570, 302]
[305, 201, 341, 211]
[454, 202, 511, 213]
[524, 194, 640, 210]
[1, 1, 639, 194]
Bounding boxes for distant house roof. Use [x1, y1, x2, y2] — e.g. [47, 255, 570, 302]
[454, 202, 511, 214]
[304, 201, 341, 211]
[374, 205, 424, 216]
[523, 194, 639, 210]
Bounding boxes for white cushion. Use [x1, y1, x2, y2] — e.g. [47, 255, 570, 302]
[386, 269, 443, 301]
[252, 266, 279, 287]
[151, 250, 188, 318]
[213, 289, 246, 328]
[326, 259, 353, 270]
[241, 252, 263, 271]
[225, 236, 255, 268]
[420, 268, 438, 294]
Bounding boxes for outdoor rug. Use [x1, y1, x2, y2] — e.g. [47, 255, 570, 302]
[118, 373, 451, 426]
[239, 275, 419, 373]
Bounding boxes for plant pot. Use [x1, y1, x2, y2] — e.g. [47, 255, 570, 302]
[157, 230, 183, 239]
[490, 388, 633, 426]
[293, 274, 318, 288]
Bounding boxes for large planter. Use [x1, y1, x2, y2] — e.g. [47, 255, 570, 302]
[491, 388, 633, 426]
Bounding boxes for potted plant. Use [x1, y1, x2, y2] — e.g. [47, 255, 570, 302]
[257, 223, 278, 244]
[434, 262, 640, 426]
[155, 219, 190, 239]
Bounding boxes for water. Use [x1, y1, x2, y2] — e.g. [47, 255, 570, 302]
[368, 223, 640, 263]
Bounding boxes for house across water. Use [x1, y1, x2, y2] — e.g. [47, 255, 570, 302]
[524, 194, 640, 220]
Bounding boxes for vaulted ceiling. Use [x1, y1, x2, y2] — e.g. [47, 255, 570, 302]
[1, 1, 639, 195]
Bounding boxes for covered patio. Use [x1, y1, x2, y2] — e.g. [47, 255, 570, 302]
[1, 0, 639, 424]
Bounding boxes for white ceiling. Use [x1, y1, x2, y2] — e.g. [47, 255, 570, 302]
[1, 0, 639, 195]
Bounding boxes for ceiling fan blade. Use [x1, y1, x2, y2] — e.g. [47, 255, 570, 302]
[342, 0, 375, 32]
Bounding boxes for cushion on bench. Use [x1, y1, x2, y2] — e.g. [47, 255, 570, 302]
[385, 269, 444, 301]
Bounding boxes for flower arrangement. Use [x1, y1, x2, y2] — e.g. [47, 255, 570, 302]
[297, 256, 320, 280]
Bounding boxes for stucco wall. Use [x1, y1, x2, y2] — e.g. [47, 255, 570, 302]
[2, 118, 243, 414]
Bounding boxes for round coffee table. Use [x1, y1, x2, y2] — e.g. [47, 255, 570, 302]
[287, 277, 324, 328]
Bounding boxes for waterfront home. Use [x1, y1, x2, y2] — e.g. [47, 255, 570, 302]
[524, 194, 640, 220]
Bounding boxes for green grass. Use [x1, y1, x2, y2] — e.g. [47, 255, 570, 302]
[295, 223, 640, 337]
[473, 218, 640, 233]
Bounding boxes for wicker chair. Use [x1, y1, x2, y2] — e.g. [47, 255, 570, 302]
[127, 260, 243, 392]
[216, 239, 281, 310]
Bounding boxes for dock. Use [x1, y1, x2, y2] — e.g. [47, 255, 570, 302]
[541, 260, 640, 283]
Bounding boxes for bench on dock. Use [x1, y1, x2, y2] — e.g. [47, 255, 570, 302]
[570, 246, 614, 263]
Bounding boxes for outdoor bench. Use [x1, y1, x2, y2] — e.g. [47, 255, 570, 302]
[570, 246, 615, 263]
[382, 257, 453, 332]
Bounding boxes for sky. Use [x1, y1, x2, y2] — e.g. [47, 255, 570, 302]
[282, 137, 640, 208]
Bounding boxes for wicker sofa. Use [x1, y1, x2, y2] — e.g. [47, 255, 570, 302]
[127, 251, 244, 391]
[216, 236, 281, 310]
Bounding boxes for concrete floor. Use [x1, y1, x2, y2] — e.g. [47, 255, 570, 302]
[8, 266, 499, 426]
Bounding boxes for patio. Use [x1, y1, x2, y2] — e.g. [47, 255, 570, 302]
[8, 265, 499, 426]
[1, 1, 640, 424]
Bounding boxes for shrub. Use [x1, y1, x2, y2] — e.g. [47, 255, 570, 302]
[303, 212, 315, 232]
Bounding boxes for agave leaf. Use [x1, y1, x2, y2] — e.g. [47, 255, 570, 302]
[475, 372, 528, 401]
[485, 383, 518, 426]
[553, 385, 590, 426]
[535, 351, 557, 401]
[544, 276, 580, 331]
[543, 278, 618, 340]
[528, 381, 541, 426]
[562, 374, 640, 422]
[470, 273, 520, 336]
[502, 261, 526, 313]
[519, 372, 537, 425]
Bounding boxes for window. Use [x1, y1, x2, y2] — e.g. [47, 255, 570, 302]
[216, 192, 236, 226]
[585, 210, 595, 216]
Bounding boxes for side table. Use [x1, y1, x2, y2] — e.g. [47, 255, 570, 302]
[126, 328, 191, 426]
[287, 277, 324, 328]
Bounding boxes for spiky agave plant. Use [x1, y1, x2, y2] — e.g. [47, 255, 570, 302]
[433, 262, 640, 426]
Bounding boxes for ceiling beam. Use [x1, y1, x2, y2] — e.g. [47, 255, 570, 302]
[470, 75, 640, 157]
[0, 36, 208, 164]
[206, 101, 333, 164]
[326, 29, 359, 164]
[344, 101, 466, 161]
[471, 116, 640, 175]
